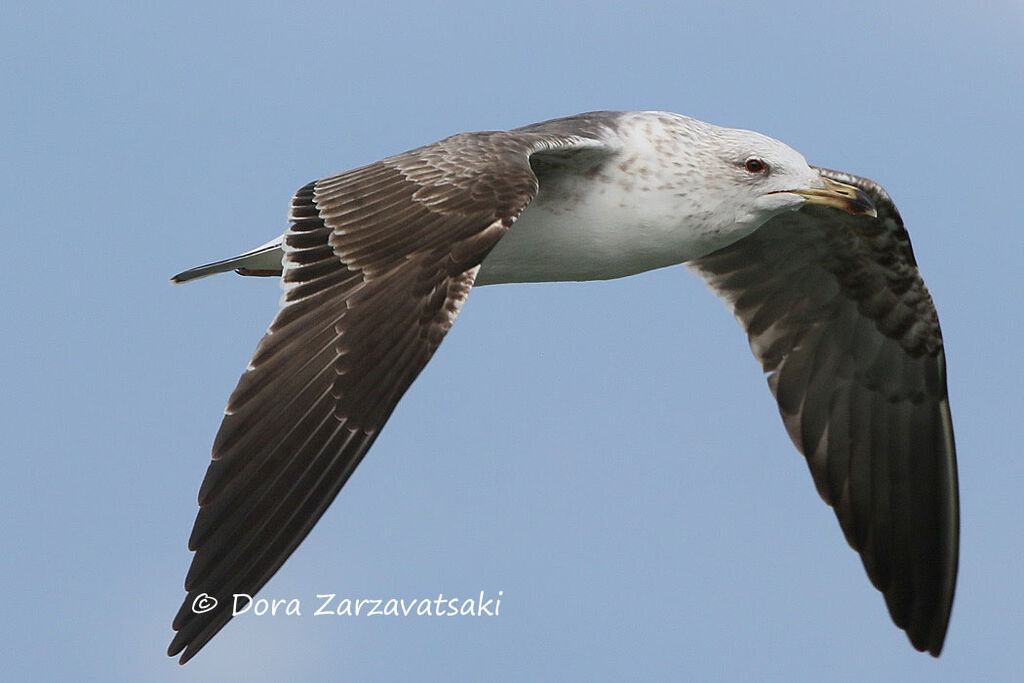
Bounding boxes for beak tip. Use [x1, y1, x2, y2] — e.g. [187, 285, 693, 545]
[796, 177, 878, 218]
[849, 192, 877, 218]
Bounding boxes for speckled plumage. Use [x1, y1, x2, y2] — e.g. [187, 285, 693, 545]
[690, 167, 956, 653]
[170, 111, 958, 663]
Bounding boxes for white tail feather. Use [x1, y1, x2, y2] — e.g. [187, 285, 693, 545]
[171, 237, 285, 284]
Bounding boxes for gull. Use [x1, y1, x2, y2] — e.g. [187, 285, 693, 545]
[168, 111, 958, 663]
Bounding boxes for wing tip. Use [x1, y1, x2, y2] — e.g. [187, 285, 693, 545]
[911, 624, 949, 658]
[166, 635, 188, 664]
[169, 645, 198, 666]
[168, 618, 217, 665]
[895, 585, 954, 657]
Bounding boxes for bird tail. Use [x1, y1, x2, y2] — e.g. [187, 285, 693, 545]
[171, 237, 284, 284]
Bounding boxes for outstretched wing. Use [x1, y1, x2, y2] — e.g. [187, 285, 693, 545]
[689, 168, 958, 655]
[169, 129, 611, 664]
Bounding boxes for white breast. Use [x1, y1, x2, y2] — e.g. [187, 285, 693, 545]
[476, 123, 732, 286]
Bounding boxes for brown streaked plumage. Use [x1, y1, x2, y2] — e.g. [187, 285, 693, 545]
[689, 167, 957, 654]
[169, 123, 612, 663]
[169, 111, 958, 663]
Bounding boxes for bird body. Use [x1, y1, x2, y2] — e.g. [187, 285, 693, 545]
[176, 112, 825, 287]
[169, 111, 958, 664]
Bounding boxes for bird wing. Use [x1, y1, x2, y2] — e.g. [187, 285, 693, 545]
[169, 130, 612, 663]
[688, 167, 958, 655]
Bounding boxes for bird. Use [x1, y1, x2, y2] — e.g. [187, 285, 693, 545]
[168, 110, 958, 663]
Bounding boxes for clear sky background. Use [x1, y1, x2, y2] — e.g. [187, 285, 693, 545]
[3, 1, 1022, 680]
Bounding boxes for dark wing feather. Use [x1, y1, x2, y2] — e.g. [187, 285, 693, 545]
[169, 129, 610, 664]
[689, 168, 958, 655]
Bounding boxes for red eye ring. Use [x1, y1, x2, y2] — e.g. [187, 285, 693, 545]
[744, 158, 767, 174]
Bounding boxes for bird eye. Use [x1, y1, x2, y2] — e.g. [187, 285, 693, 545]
[744, 158, 768, 174]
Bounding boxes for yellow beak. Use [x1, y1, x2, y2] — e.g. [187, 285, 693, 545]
[782, 176, 877, 217]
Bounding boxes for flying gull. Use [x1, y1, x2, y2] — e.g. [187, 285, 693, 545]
[168, 111, 958, 663]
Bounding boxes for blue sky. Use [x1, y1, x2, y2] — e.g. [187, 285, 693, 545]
[3, 1, 1022, 680]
